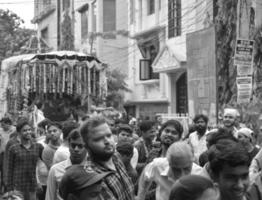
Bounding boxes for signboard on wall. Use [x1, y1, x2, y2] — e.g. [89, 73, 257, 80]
[234, 39, 254, 76]
[186, 27, 217, 126]
[236, 76, 252, 103]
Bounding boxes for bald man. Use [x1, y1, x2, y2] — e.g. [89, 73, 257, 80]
[137, 142, 202, 200]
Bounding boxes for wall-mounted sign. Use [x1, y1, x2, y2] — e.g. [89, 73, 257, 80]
[236, 76, 252, 103]
[234, 39, 254, 76]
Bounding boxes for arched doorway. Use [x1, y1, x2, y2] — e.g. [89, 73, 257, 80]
[176, 73, 188, 114]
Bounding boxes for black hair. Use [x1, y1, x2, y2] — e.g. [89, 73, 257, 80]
[80, 115, 106, 143]
[208, 139, 250, 177]
[157, 119, 183, 141]
[118, 124, 133, 135]
[68, 129, 82, 142]
[116, 140, 134, 156]
[47, 121, 62, 130]
[139, 120, 155, 133]
[208, 127, 237, 147]
[37, 118, 51, 129]
[193, 114, 209, 124]
[169, 175, 214, 200]
[1, 117, 12, 125]
[62, 121, 79, 140]
[16, 120, 31, 133]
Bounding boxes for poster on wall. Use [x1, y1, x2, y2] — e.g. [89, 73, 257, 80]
[186, 27, 217, 126]
[236, 76, 252, 103]
[234, 39, 254, 76]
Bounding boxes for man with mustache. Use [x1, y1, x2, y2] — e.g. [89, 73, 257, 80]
[147, 119, 184, 163]
[45, 129, 87, 200]
[188, 114, 209, 164]
[80, 115, 134, 200]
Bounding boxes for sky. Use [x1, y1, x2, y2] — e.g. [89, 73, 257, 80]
[0, 0, 36, 29]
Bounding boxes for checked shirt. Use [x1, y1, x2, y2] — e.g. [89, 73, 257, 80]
[84, 154, 135, 200]
[7, 142, 44, 192]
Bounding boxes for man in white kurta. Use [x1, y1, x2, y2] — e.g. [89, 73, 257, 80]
[137, 141, 202, 200]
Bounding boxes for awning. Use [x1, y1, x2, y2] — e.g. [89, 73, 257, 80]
[1, 54, 35, 73]
[152, 37, 187, 73]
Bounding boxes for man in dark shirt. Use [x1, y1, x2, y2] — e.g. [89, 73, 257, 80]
[6, 120, 43, 200]
[134, 120, 156, 175]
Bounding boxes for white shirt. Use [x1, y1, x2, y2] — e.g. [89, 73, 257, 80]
[138, 157, 202, 200]
[188, 131, 208, 164]
[131, 147, 138, 169]
[45, 159, 72, 200]
[52, 145, 70, 165]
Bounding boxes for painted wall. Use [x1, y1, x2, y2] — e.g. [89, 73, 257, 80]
[126, 0, 211, 116]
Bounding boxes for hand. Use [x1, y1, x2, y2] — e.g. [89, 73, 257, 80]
[37, 183, 43, 193]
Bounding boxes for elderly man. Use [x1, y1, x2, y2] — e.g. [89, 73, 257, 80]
[137, 141, 202, 200]
[222, 108, 239, 138]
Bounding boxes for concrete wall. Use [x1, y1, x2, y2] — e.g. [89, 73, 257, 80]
[127, 0, 213, 116]
[34, 0, 58, 50]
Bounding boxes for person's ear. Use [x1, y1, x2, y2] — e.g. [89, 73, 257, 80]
[213, 183, 221, 200]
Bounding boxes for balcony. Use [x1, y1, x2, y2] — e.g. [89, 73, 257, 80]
[32, 4, 56, 24]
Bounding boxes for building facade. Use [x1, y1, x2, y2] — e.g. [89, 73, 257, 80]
[33, 0, 128, 73]
[125, 0, 216, 120]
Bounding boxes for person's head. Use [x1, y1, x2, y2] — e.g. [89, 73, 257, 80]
[208, 139, 250, 200]
[169, 175, 220, 200]
[1, 117, 12, 131]
[139, 120, 156, 143]
[68, 129, 87, 164]
[166, 142, 194, 180]
[62, 121, 79, 142]
[116, 140, 134, 165]
[47, 122, 62, 143]
[237, 128, 254, 149]
[158, 120, 183, 147]
[80, 115, 115, 162]
[117, 124, 133, 143]
[206, 127, 237, 149]
[16, 120, 32, 141]
[59, 165, 111, 200]
[193, 114, 208, 135]
[37, 118, 51, 137]
[223, 108, 238, 128]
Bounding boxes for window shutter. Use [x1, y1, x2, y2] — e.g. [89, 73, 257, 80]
[140, 59, 151, 80]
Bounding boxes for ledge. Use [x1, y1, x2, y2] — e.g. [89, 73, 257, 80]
[32, 5, 56, 24]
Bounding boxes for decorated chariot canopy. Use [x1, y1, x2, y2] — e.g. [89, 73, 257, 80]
[0, 51, 107, 117]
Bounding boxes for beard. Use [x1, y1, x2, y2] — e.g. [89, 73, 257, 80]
[195, 126, 206, 135]
[161, 135, 177, 147]
[88, 146, 115, 162]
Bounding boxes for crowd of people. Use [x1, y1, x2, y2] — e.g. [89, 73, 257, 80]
[1, 107, 262, 200]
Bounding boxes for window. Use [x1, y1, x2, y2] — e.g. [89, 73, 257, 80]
[92, 1, 97, 32]
[62, 0, 70, 11]
[148, 0, 155, 15]
[139, 45, 159, 80]
[103, 0, 116, 32]
[80, 10, 88, 40]
[168, 0, 181, 38]
[41, 27, 48, 42]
